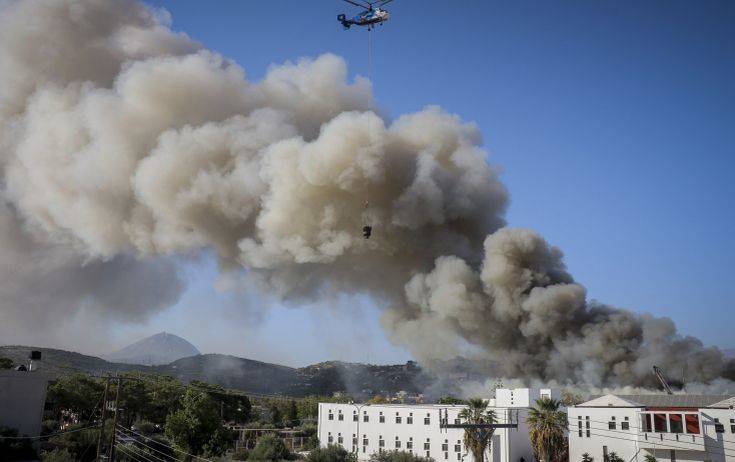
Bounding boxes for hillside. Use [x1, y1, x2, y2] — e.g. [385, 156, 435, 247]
[104, 332, 200, 366]
[0, 346, 425, 398]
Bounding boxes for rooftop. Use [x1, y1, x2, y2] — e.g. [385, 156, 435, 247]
[578, 394, 735, 408]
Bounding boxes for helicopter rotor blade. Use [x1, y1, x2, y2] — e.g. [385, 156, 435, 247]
[341, 0, 372, 9]
[377, 0, 394, 6]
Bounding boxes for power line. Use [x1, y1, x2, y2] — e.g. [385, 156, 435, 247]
[116, 424, 214, 462]
[116, 443, 157, 462]
[115, 428, 179, 462]
[114, 432, 175, 462]
[0, 424, 98, 440]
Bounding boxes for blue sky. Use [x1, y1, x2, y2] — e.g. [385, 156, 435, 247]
[122, 0, 735, 366]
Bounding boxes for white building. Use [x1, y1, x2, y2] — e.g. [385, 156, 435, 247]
[569, 394, 735, 462]
[318, 388, 558, 462]
[0, 370, 51, 437]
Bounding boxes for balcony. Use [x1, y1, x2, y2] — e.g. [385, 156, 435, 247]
[637, 432, 706, 452]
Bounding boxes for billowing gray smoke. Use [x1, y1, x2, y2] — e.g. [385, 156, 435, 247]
[0, 0, 731, 388]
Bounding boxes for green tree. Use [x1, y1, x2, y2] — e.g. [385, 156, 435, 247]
[40, 448, 75, 462]
[248, 433, 290, 461]
[165, 388, 233, 458]
[46, 423, 99, 462]
[190, 380, 252, 424]
[46, 374, 104, 423]
[643, 454, 657, 462]
[368, 450, 433, 462]
[367, 395, 388, 404]
[458, 398, 495, 462]
[308, 444, 357, 462]
[608, 452, 623, 462]
[0, 357, 13, 369]
[140, 374, 185, 424]
[581, 452, 594, 462]
[287, 400, 299, 427]
[526, 397, 568, 462]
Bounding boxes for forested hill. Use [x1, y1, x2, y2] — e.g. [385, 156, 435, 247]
[0, 346, 427, 398]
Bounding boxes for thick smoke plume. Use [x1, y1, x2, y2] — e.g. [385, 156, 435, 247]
[0, 0, 731, 389]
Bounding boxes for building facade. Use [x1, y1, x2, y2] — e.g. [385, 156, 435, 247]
[569, 394, 735, 462]
[318, 388, 558, 462]
[0, 370, 51, 437]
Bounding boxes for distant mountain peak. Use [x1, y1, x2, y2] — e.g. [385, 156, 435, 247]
[104, 332, 200, 366]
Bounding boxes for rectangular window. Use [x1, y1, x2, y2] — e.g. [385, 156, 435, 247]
[353, 438, 358, 446]
[457, 453, 461, 460]
[603, 446, 608, 462]
[622, 421, 630, 430]
[444, 452, 448, 460]
[379, 438, 385, 448]
[454, 418, 461, 425]
[338, 436, 344, 444]
[608, 421, 616, 430]
[424, 417, 431, 425]
[426, 452, 431, 458]
[396, 441, 401, 449]
[730, 419, 735, 434]
[396, 416, 402, 424]
[338, 413, 344, 421]
[363, 438, 369, 446]
[328, 413, 334, 421]
[455, 444, 462, 452]
[586, 430, 590, 438]
[442, 443, 449, 451]
[364, 413, 369, 423]
[670, 450, 676, 462]
[407, 441, 413, 450]
[643, 414, 653, 432]
[654, 414, 667, 432]
[578, 421, 582, 437]
[353, 413, 358, 422]
[363, 447, 366, 453]
[424, 443, 430, 450]
[407, 416, 413, 424]
[669, 414, 683, 434]
[379, 413, 385, 423]
[328, 434, 334, 443]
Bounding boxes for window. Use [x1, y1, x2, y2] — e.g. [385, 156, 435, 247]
[454, 418, 461, 425]
[622, 417, 630, 431]
[457, 453, 462, 460]
[408, 416, 414, 424]
[328, 412, 334, 421]
[608, 416, 616, 430]
[363, 436, 369, 446]
[455, 443, 462, 452]
[425, 413, 431, 425]
[669, 414, 683, 434]
[685, 414, 700, 434]
[603, 446, 608, 462]
[328, 433, 333, 444]
[424, 441, 431, 451]
[379, 437, 385, 448]
[714, 418, 725, 433]
[353, 436, 358, 447]
[407, 438, 413, 450]
[379, 412, 385, 423]
[654, 414, 667, 432]
[426, 452, 431, 459]
[395, 439, 401, 449]
[363, 447, 366, 454]
[396, 414, 402, 424]
[444, 452, 448, 460]
[338, 411, 344, 421]
[442, 442, 449, 452]
[643, 414, 653, 432]
[338, 434, 344, 444]
[578, 421, 582, 437]
[353, 411, 358, 422]
[364, 412, 369, 423]
[670, 450, 676, 462]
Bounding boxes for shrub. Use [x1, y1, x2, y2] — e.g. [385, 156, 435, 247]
[233, 448, 250, 461]
[307, 444, 356, 462]
[249, 434, 290, 461]
[41, 449, 75, 462]
[369, 450, 434, 462]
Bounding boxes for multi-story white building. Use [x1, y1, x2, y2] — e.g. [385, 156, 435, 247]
[569, 394, 735, 462]
[318, 388, 558, 462]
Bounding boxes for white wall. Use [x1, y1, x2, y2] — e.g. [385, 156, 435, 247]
[318, 390, 544, 462]
[0, 371, 50, 437]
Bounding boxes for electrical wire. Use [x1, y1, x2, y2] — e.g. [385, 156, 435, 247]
[0, 424, 97, 440]
[116, 424, 213, 462]
[115, 431, 175, 462]
[116, 442, 157, 462]
[115, 428, 179, 462]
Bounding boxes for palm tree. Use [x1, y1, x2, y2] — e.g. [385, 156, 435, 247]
[526, 397, 567, 462]
[458, 398, 496, 462]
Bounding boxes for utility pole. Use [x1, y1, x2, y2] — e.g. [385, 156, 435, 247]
[108, 377, 122, 461]
[96, 377, 111, 462]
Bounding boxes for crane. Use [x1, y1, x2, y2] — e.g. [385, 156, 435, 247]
[652, 365, 674, 395]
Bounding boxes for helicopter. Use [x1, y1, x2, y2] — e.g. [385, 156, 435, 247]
[337, 0, 393, 31]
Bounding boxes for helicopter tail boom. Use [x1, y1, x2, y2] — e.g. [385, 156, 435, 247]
[337, 14, 351, 29]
